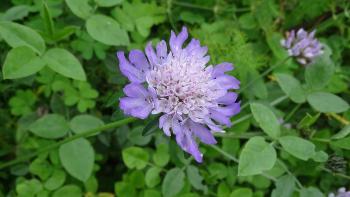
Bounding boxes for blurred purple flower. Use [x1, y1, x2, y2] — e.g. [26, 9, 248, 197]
[329, 187, 350, 197]
[117, 27, 240, 162]
[281, 28, 323, 65]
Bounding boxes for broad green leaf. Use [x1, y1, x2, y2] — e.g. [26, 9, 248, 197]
[271, 175, 295, 197]
[230, 188, 253, 197]
[128, 126, 152, 146]
[115, 182, 136, 197]
[312, 151, 328, 162]
[305, 54, 334, 90]
[0, 21, 45, 54]
[299, 187, 324, 197]
[59, 138, 95, 182]
[332, 125, 350, 140]
[122, 146, 149, 169]
[86, 14, 129, 46]
[44, 48, 86, 81]
[238, 136, 277, 176]
[187, 165, 207, 191]
[96, 0, 123, 7]
[16, 179, 43, 197]
[3, 46, 45, 79]
[307, 92, 349, 113]
[331, 137, 350, 150]
[52, 185, 82, 197]
[29, 114, 69, 139]
[69, 114, 104, 134]
[65, 0, 92, 19]
[250, 103, 280, 139]
[145, 167, 161, 188]
[162, 168, 185, 197]
[44, 169, 66, 190]
[279, 136, 316, 160]
[144, 189, 161, 197]
[275, 73, 306, 103]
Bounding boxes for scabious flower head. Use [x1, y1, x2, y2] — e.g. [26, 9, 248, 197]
[281, 28, 323, 65]
[329, 187, 350, 197]
[117, 27, 240, 162]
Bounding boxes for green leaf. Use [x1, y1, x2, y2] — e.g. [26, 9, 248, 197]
[275, 73, 306, 103]
[96, 0, 123, 7]
[332, 125, 350, 140]
[271, 175, 295, 197]
[162, 168, 185, 197]
[144, 189, 161, 197]
[52, 185, 82, 197]
[307, 92, 349, 113]
[305, 54, 334, 90]
[128, 126, 152, 146]
[44, 169, 66, 190]
[331, 137, 350, 150]
[186, 165, 207, 191]
[65, 0, 92, 19]
[153, 143, 170, 167]
[0, 21, 45, 54]
[42, 1, 55, 37]
[250, 103, 280, 139]
[9, 90, 36, 116]
[59, 138, 95, 182]
[29, 114, 69, 139]
[312, 151, 328, 162]
[238, 136, 277, 176]
[69, 115, 104, 135]
[145, 167, 161, 188]
[16, 179, 43, 197]
[297, 113, 320, 129]
[279, 136, 316, 161]
[29, 158, 53, 180]
[142, 116, 159, 136]
[44, 48, 86, 81]
[3, 46, 45, 79]
[230, 188, 253, 197]
[299, 187, 324, 197]
[122, 146, 149, 169]
[86, 14, 129, 46]
[2, 5, 31, 21]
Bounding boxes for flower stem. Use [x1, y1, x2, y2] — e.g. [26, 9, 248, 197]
[0, 117, 136, 170]
[239, 57, 290, 93]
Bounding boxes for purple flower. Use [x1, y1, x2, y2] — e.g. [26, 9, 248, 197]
[281, 28, 323, 65]
[329, 188, 350, 197]
[117, 27, 240, 162]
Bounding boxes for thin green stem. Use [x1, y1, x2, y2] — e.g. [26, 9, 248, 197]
[0, 117, 136, 170]
[172, 1, 213, 11]
[239, 57, 290, 93]
[214, 132, 264, 139]
[285, 103, 302, 122]
[321, 167, 350, 180]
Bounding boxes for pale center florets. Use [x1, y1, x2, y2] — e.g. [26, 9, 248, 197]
[146, 53, 223, 122]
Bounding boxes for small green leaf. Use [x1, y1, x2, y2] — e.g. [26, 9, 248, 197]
[122, 146, 149, 169]
[279, 136, 316, 161]
[305, 54, 334, 90]
[59, 138, 95, 182]
[332, 125, 350, 140]
[52, 185, 82, 197]
[275, 73, 306, 103]
[271, 175, 295, 197]
[307, 92, 349, 113]
[86, 14, 129, 46]
[331, 137, 350, 150]
[230, 188, 253, 197]
[44, 169, 66, 191]
[2, 5, 31, 21]
[69, 115, 104, 135]
[162, 168, 185, 197]
[312, 151, 328, 162]
[65, 0, 92, 19]
[238, 136, 277, 176]
[3, 46, 45, 79]
[299, 187, 324, 197]
[0, 21, 46, 54]
[29, 159, 53, 180]
[186, 165, 207, 191]
[29, 114, 69, 139]
[44, 48, 86, 81]
[250, 103, 280, 139]
[153, 143, 170, 167]
[145, 167, 161, 188]
[42, 1, 55, 37]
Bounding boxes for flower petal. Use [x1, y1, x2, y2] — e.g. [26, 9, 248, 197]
[123, 83, 149, 98]
[189, 121, 217, 144]
[212, 62, 233, 78]
[117, 51, 144, 83]
[129, 49, 150, 72]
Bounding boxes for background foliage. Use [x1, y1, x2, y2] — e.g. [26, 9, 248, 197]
[0, 0, 350, 196]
